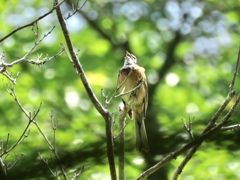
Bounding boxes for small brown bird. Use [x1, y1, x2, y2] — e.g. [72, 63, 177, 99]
[117, 51, 149, 152]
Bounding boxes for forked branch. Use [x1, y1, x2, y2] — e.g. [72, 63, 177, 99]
[137, 49, 240, 180]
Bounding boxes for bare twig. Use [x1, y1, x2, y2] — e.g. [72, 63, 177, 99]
[171, 51, 240, 180]
[114, 120, 129, 139]
[104, 69, 133, 108]
[114, 79, 143, 99]
[221, 124, 240, 131]
[182, 117, 194, 141]
[229, 48, 240, 91]
[139, 52, 240, 180]
[0, 26, 64, 70]
[6, 153, 25, 170]
[1, 71, 20, 85]
[38, 153, 57, 178]
[137, 93, 240, 180]
[0, 0, 66, 43]
[1, 85, 41, 157]
[34, 113, 67, 180]
[114, 78, 143, 140]
[71, 166, 84, 180]
[4, 83, 67, 178]
[65, 0, 88, 20]
[0, 158, 7, 180]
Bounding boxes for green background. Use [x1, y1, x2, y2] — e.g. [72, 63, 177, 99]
[0, 0, 240, 179]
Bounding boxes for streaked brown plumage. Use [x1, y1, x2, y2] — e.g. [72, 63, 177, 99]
[117, 51, 149, 152]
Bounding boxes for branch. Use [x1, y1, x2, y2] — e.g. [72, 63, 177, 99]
[104, 68, 133, 108]
[1, 85, 41, 157]
[6, 153, 25, 170]
[114, 79, 143, 99]
[138, 52, 240, 179]
[34, 113, 67, 180]
[118, 108, 126, 180]
[117, 78, 144, 180]
[0, 27, 65, 73]
[65, 0, 88, 20]
[71, 166, 84, 180]
[137, 93, 240, 180]
[221, 124, 240, 131]
[182, 117, 194, 141]
[171, 50, 240, 180]
[229, 48, 240, 91]
[38, 153, 58, 178]
[0, 0, 66, 43]
[2, 84, 67, 178]
[55, 0, 106, 116]
[54, 1, 117, 179]
[0, 158, 7, 180]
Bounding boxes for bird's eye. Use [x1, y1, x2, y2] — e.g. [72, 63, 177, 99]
[132, 55, 137, 63]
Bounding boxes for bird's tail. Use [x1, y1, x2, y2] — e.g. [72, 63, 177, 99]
[135, 113, 149, 152]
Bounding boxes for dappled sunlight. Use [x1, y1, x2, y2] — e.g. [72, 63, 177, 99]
[1, 0, 240, 179]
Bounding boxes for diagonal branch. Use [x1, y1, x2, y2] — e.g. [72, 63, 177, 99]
[55, 0, 106, 116]
[171, 49, 240, 180]
[229, 48, 240, 91]
[138, 50, 240, 179]
[0, 0, 66, 43]
[54, 1, 117, 179]
[1, 85, 41, 157]
[0, 27, 64, 73]
[137, 93, 240, 180]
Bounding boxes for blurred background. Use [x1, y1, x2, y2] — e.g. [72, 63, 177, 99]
[1, 0, 240, 179]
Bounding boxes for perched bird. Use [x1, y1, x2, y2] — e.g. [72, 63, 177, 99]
[117, 51, 149, 152]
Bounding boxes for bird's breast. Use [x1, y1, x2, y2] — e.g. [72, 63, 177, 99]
[118, 66, 146, 103]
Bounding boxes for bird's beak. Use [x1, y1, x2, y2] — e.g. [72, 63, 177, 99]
[125, 51, 131, 59]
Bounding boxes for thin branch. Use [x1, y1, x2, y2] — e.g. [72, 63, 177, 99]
[114, 120, 129, 139]
[171, 90, 236, 180]
[137, 93, 240, 180]
[104, 69, 133, 108]
[0, 26, 64, 70]
[172, 57, 239, 179]
[204, 90, 236, 133]
[0, 0, 66, 43]
[221, 124, 240, 131]
[182, 117, 194, 141]
[0, 158, 7, 180]
[6, 153, 25, 170]
[34, 114, 67, 180]
[38, 152, 57, 178]
[1, 86, 41, 157]
[114, 79, 143, 99]
[71, 166, 84, 180]
[229, 48, 240, 91]
[65, 0, 88, 20]
[1, 71, 19, 85]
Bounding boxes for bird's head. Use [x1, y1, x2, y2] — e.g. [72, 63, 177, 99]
[123, 51, 137, 67]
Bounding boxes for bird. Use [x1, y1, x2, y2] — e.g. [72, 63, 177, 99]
[117, 51, 149, 152]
